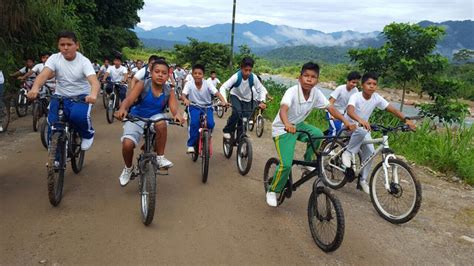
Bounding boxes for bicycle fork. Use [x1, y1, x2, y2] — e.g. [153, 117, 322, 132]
[381, 135, 397, 190]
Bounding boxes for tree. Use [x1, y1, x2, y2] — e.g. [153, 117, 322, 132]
[174, 38, 231, 71]
[349, 23, 446, 111]
[453, 49, 474, 63]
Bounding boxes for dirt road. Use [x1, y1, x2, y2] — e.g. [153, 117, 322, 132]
[1, 104, 473, 265]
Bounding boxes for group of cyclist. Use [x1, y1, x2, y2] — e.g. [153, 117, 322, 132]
[10, 30, 417, 209]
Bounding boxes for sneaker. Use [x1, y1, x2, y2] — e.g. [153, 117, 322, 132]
[119, 166, 134, 187]
[0, 126, 3, 132]
[81, 137, 94, 151]
[157, 156, 174, 169]
[302, 165, 316, 172]
[359, 180, 370, 194]
[223, 133, 231, 140]
[187, 146, 195, 154]
[341, 150, 352, 168]
[266, 192, 278, 207]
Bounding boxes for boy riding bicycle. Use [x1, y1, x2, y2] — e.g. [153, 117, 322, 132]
[102, 56, 128, 102]
[266, 62, 356, 207]
[341, 72, 416, 194]
[181, 64, 229, 154]
[27, 31, 100, 151]
[115, 60, 185, 187]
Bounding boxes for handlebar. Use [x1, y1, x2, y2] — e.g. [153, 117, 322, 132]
[123, 114, 183, 126]
[294, 127, 349, 156]
[51, 94, 87, 103]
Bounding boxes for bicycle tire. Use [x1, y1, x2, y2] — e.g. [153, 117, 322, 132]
[223, 137, 233, 159]
[47, 132, 66, 206]
[141, 161, 157, 226]
[102, 88, 107, 109]
[216, 105, 224, 118]
[237, 137, 252, 176]
[71, 130, 85, 174]
[256, 115, 264, 138]
[40, 118, 48, 149]
[307, 188, 345, 252]
[263, 157, 279, 192]
[370, 158, 422, 224]
[0, 100, 11, 132]
[319, 140, 348, 189]
[191, 142, 199, 162]
[32, 101, 40, 131]
[15, 92, 28, 117]
[201, 131, 210, 183]
[106, 95, 115, 124]
[248, 120, 255, 131]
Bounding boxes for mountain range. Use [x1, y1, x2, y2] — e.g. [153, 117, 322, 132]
[135, 20, 474, 60]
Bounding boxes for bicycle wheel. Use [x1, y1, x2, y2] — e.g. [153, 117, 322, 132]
[106, 94, 115, 124]
[263, 157, 279, 192]
[0, 100, 10, 132]
[15, 92, 28, 117]
[47, 132, 66, 206]
[71, 130, 85, 174]
[319, 140, 348, 189]
[248, 119, 255, 131]
[256, 115, 264, 138]
[140, 161, 157, 226]
[237, 137, 252, 176]
[216, 105, 224, 118]
[201, 131, 210, 183]
[32, 101, 40, 131]
[191, 142, 199, 162]
[370, 158, 422, 224]
[307, 188, 345, 252]
[40, 118, 48, 149]
[223, 137, 233, 159]
[102, 92, 107, 109]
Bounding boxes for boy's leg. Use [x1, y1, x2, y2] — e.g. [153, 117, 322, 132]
[187, 106, 201, 147]
[46, 97, 60, 141]
[359, 133, 375, 182]
[206, 106, 215, 130]
[236, 100, 253, 138]
[269, 133, 297, 193]
[69, 100, 94, 140]
[346, 127, 369, 154]
[118, 84, 127, 102]
[295, 123, 323, 161]
[325, 111, 336, 136]
[223, 95, 242, 136]
[121, 121, 143, 168]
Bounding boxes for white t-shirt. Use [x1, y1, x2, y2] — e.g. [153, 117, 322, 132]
[185, 74, 194, 83]
[330, 85, 359, 114]
[32, 63, 45, 75]
[45, 52, 95, 97]
[206, 77, 221, 88]
[345, 92, 389, 123]
[272, 83, 330, 137]
[219, 73, 266, 102]
[20, 67, 36, 80]
[131, 67, 139, 75]
[174, 69, 186, 81]
[182, 80, 218, 106]
[106, 65, 128, 82]
[99, 65, 109, 74]
[92, 63, 100, 73]
[0, 71, 4, 84]
[134, 67, 147, 81]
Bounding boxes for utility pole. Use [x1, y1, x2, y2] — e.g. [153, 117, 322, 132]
[229, 0, 236, 69]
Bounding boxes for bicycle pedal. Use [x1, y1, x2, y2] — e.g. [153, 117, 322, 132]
[156, 168, 169, 175]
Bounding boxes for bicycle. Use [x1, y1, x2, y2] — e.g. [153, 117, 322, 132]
[32, 84, 53, 131]
[263, 130, 345, 252]
[248, 103, 268, 138]
[0, 95, 11, 132]
[46, 95, 87, 206]
[319, 123, 422, 224]
[222, 108, 254, 176]
[105, 82, 123, 124]
[123, 114, 181, 225]
[213, 97, 226, 118]
[15, 81, 31, 117]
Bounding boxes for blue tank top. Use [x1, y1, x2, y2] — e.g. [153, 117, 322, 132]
[130, 88, 167, 118]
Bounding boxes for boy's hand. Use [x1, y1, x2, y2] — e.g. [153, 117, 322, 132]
[174, 113, 186, 125]
[115, 109, 128, 121]
[359, 120, 371, 131]
[183, 99, 190, 107]
[27, 89, 39, 100]
[85, 95, 97, 104]
[284, 123, 296, 134]
[344, 122, 357, 132]
[258, 102, 267, 110]
[405, 119, 416, 131]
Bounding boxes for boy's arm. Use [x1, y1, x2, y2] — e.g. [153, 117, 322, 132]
[181, 93, 190, 106]
[215, 92, 229, 106]
[116, 81, 144, 120]
[122, 69, 128, 83]
[386, 104, 416, 130]
[347, 105, 371, 131]
[279, 104, 296, 134]
[86, 75, 100, 104]
[168, 89, 185, 123]
[219, 74, 237, 100]
[27, 68, 54, 100]
[327, 105, 356, 131]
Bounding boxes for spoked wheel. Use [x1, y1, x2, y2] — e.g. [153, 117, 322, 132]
[0, 99, 11, 132]
[307, 188, 345, 252]
[40, 118, 49, 149]
[319, 140, 348, 189]
[248, 119, 255, 131]
[106, 94, 115, 124]
[32, 101, 41, 131]
[70, 130, 85, 174]
[47, 132, 66, 206]
[223, 137, 233, 159]
[237, 137, 252, 176]
[15, 91, 28, 117]
[370, 158, 422, 224]
[201, 131, 210, 183]
[140, 161, 157, 226]
[263, 157, 279, 192]
[256, 115, 264, 138]
[216, 105, 224, 118]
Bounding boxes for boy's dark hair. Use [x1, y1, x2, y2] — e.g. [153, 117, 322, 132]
[40, 51, 52, 57]
[300, 62, 320, 75]
[57, 31, 78, 43]
[25, 57, 34, 61]
[104, 58, 110, 62]
[347, 71, 361, 81]
[114, 56, 122, 61]
[240, 57, 254, 68]
[151, 59, 170, 71]
[361, 72, 379, 84]
[192, 64, 206, 73]
[148, 55, 162, 63]
[210, 70, 216, 74]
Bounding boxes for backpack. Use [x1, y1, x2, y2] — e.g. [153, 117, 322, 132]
[230, 70, 255, 104]
[136, 79, 171, 109]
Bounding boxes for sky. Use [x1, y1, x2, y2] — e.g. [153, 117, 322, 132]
[137, 0, 474, 32]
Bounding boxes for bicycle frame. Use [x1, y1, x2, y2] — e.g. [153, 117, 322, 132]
[189, 103, 213, 156]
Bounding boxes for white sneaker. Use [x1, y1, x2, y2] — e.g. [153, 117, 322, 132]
[359, 180, 370, 194]
[81, 137, 94, 151]
[157, 156, 174, 169]
[302, 165, 315, 172]
[223, 133, 231, 140]
[187, 146, 195, 154]
[119, 166, 134, 187]
[266, 192, 278, 207]
[342, 150, 352, 168]
[0, 126, 3, 132]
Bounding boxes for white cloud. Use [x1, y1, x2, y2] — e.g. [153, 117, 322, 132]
[243, 31, 278, 46]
